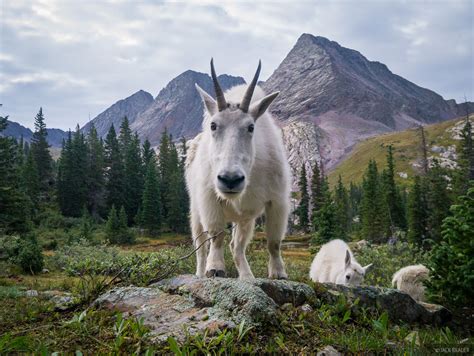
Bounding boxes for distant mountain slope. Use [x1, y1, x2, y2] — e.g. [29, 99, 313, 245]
[131, 71, 245, 144]
[328, 116, 472, 187]
[1, 119, 67, 147]
[81, 90, 154, 138]
[263, 33, 473, 170]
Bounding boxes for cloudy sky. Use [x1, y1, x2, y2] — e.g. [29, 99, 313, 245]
[1, 0, 472, 130]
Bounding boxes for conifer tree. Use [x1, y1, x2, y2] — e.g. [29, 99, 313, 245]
[57, 131, 75, 216]
[453, 114, 473, 197]
[158, 130, 172, 221]
[86, 125, 105, 218]
[382, 145, 406, 230]
[105, 205, 120, 244]
[360, 160, 389, 242]
[407, 175, 429, 247]
[104, 125, 125, 211]
[334, 175, 350, 239]
[0, 116, 30, 233]
[22, 149, 40, 208]
[142, 139, 155, 170]
[118, 205, 134, 244]
[141, 160, 161, 235]
[123, 133, 143, 223]
[426, 160, 451, 243]
[119, 117, 132, 151]
[310, 161, 323, 227]
[296, 164, 310, 231]
[30, 108, 53, 195]
[313, 177, 337, 243]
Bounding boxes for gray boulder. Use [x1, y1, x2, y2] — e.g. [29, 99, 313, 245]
[92, 275, 450, 342]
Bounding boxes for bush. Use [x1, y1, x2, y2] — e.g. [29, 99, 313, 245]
[427, 187, 474, 307]
[354, 241, 428, 288]
[16, 237, 44, 274]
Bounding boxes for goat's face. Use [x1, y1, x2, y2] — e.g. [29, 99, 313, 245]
[196, 59, 279, 200]
[337, 250, 373, 286]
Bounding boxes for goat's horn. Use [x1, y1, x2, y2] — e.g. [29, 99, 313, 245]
[210, 58, 227, 112]
[240, 60, 261, 113]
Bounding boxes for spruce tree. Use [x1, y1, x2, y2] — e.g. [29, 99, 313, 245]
[453, 115, 473, 197]
[119, 117, 132, 151]
[313, 177, 337, 243]
[30, 108, 53, 194]
[158, 130, 172, 221]
[118, 205, 134, 244]
[382, 145, 406, 230]
[104, 125, 125, 211]
[22, 149, 40, 208]
[296, 163, 310, 231]
[57, 131, 75, 216]
[334, 175, 350, 239]
[123, 133, 143, 224]
[86, 125, 105, 218]
[166, 142, 188, 232]
[426, 160, 451, 243]
[142, 139, 155, 170]
[105, 205, 120, 244]
[407, 175, 429, 247]
[310, 160, 323, 227]
[0, 116, 30, 233]
[360, 160, 389, 242]
[141, 160, 161, 236]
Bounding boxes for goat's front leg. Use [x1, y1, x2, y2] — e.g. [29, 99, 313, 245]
[205, 227, 227, 278]
[230, 220, 255, 280]
[265, 201, 288, 279]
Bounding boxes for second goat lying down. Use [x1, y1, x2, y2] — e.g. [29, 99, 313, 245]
[391, 264, 429, 302]
[309, 239, 372, 286]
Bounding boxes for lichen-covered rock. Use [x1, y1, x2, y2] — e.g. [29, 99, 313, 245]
[92, 275, 451, 343]
[94, 275, 316, 342]
[315, 283, 451, 325]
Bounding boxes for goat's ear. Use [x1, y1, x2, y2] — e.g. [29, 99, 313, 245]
[195, 84, 217, 116]
[363, 263, 373, 273]
[345, 250, 351, 267]
[249, 91, 279, 120]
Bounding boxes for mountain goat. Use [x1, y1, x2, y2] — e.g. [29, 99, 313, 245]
[185, 59, 291, 280]
[309, 239, 372, 286]
[391, 264, 429, 302]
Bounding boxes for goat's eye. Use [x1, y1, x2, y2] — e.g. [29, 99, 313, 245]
[248, 124, 254, 133]
[210, 122, 217, 131]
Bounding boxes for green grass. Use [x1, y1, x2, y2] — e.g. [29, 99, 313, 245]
[0, 235, 471, 354]
[328, 117, 470, 187]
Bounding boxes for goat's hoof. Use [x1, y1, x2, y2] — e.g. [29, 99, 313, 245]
[206, 269, 226, 278]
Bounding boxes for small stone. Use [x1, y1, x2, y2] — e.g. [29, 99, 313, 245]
[299, 303, 313, 313]
[317, 345, 341, 356]
[41, 268, 50, 274]
[25, 290, 39, 297]
[405, 331, 420, 346]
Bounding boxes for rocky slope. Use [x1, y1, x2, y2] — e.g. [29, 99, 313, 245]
[264, 33, 473, 170]
[1, 119, 67, 147]
[131, 71, 245, 144]
[81, 90, 154, 138]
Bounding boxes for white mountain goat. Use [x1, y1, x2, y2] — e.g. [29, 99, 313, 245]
[309, 239, 372, 286]
[391, 264, 429, 302]
[185, 59, 291, 280]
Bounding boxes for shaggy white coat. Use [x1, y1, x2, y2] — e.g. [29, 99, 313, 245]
[186, 85, 291, 280]
[391, 264, 429, 302]
[309, 239, 372, 286]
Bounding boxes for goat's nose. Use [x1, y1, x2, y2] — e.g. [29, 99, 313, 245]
[217, 173, 245, 189]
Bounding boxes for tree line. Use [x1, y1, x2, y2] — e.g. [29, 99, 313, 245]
[296, 117, 473, 249]
[0, 109, 189, 241]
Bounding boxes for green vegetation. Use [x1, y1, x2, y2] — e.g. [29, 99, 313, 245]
[329, 117, 472, 187]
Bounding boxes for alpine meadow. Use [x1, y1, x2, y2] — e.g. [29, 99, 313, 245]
[0, 1, 473, 354]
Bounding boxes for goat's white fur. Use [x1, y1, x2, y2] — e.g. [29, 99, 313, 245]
[309, 239, 372, 286]
[186, 84, 291, 280]
[391, 264, 429, 302]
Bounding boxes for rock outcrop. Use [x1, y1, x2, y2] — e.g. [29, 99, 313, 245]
[93, 275, 451, 343]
